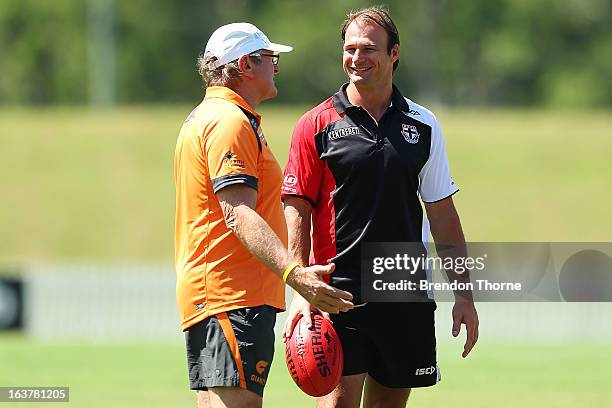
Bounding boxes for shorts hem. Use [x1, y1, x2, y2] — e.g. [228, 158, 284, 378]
[368, 373, 440, 389]
[190, 376, 241, 391]
[342, 368, 368, 377]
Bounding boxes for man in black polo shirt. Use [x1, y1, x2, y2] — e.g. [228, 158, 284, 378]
[281, 6, 479, 407]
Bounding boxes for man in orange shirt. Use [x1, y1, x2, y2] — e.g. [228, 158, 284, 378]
[174, 23, 354, 408]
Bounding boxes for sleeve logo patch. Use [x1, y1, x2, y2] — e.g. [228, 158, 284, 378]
[282, 174, 298, 193]
[284, 174, 298, 186]
[223, 151, 246, 169]
[401, 124, 420, 144]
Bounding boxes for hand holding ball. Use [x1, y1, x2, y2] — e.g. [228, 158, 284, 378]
[285, 313, 343, 397]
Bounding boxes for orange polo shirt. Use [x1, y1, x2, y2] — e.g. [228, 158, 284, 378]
[174, 86, 287, 331]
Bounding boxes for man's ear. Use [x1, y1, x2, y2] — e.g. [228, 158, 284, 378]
[237, 55, 254, 79]
[391, 43, 399, 64]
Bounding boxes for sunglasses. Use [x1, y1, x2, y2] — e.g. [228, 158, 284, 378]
[249, 52, 280, 65]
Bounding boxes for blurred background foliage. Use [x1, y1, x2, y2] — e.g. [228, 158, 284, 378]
[1, 0, 611, 107]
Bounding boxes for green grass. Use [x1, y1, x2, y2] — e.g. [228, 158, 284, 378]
[2, 107, 611, 406]
[1, 106, 612, 263]
[1, 333, 611, 407]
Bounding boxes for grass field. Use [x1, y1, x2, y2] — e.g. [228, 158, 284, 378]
[1, 106, 612, 263]
[1, 332, 611, 407]
[1, 106, 611, 406]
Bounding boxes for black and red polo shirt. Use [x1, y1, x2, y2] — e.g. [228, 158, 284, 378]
[282, 83, 459, 302]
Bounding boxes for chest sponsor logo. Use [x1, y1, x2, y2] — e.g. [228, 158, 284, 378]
[401, 124, 420, 144]
[223, 151, 246, 169]
[328, 126, 360, 141]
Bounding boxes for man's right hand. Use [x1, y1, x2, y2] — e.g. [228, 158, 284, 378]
[282, 292, 320, 341]
[285, 263, 353, 315]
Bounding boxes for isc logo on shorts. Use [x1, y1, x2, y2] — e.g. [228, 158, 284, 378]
[415, 366, 436, 376]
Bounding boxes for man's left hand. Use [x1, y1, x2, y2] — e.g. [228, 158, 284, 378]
[451, 301, 479, 358]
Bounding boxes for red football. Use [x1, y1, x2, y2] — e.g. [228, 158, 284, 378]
[285, 313, 343, 397]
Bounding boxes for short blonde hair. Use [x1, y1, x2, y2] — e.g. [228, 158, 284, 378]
[196, 52, 262, 88]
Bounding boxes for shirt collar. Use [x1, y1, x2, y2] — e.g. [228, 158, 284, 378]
[332, 83, 410, 114]
[204, 86, 261, 122]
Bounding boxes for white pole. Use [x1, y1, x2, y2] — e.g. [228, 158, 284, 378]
[87, 0, 116, 106]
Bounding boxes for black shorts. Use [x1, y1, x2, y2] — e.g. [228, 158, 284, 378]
[330, 301, 440, 388]
[185, 305, 277, 397]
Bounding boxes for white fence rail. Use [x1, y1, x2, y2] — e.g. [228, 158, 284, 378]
[21, 265, 612, 343]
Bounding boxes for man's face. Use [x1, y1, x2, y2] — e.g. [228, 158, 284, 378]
[251, 49, 280, 101]
[342, 20, 398, 88]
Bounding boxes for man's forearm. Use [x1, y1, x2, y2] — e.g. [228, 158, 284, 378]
[427, 199, 473, 301]
[284, 203, 312, 298]
[216, 186, 352, 314]
[227, 203, 292, 277]
[434, 242, 474, 301]
[432, 227, 473, 301]
[284, 204, 311, 266]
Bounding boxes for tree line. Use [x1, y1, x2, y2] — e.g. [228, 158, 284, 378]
[1, 0, 611, 107]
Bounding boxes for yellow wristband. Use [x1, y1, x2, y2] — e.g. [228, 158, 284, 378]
[282, 261, 300, 283]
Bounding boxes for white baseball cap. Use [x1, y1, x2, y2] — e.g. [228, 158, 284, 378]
[204, 23, 293, 69]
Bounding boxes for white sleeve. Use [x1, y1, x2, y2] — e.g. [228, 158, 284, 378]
[418, 119, 459, 203]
